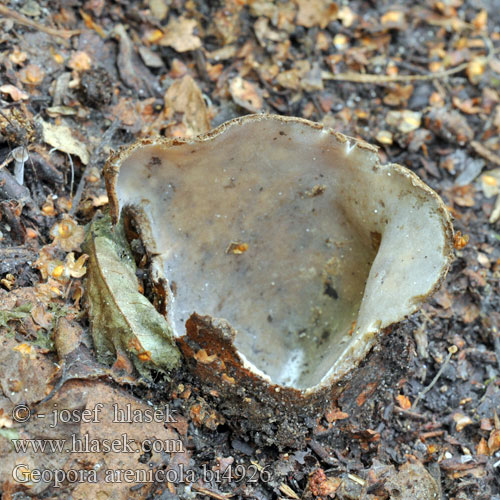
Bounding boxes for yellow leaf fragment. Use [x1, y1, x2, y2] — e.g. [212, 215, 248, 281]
[467, 57, 486, 84]
[396, 394, 412, 410]
[381, 10, 405, 26]
[472, 9, 487, 31]
[476, 437, 489, 455]
[386, 110, 421, 133]
[376, 130, 393, 145]
[13, 343, 36, 359]
[79, 9, 106, 38]
[68, 51, 92, 72]
[194, 349, 218, 364]
[0, 84, 29, 101]
[9, 47, 27, 65]
[229, 77, 263, 113]
[159, 17, 202, 52]
[453, 412, 473, 431]
[226, 241, 249, 255]
[19, 64, 45, 85]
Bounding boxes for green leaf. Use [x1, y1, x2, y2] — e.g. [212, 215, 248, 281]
[83, 213, 181, 379]
[0, 304, 32, 329]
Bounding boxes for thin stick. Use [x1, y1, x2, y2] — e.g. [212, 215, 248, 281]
[470, 141, 500, 167]
[191, 485, 234, 499]
[413, 350, 453, 408]
[0, 5, 79, 40]
[393, 406, 427, 420]
[322, 63, 470, 83]
[322, 37, 498, 85]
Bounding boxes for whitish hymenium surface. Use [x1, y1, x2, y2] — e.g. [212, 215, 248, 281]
[110, 116, 452, 390]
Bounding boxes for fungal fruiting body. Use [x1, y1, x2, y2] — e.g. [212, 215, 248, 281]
[105, 115, 453, 398]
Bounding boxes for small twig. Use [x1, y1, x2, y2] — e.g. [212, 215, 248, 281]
[191, 484, 234, 499]
[279, 483, 300, 499]
[67, 153, 75, 197]
[470, 141, 500, 167]
[49, 149, 74, 195]
[393, 406, 427, 420]
[322, 63, 470, 83]
[493, 331, 500, 372]
[0, 154, 13, 171]
[0, 5, 79, 40]
[413, 349, 454, 409]
[322, 38, 499, 85]
[69, 118, 121, 216]
[309, 439, 338, 465]
[419, 430, 445, 440]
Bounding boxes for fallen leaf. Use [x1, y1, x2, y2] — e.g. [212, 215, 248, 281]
[383, 84, 414, 107]
[138, 46, 164, 68]
[376, 130, 393, 144]
[276, 68, 301, 90]
[386, 110, 421, 133]
[9, 47, 27, 65]
[338, 6, 356, 27]
[453, 412, 474, 431]
[229, 77, 263, 112]
[467, 57, 487, 84]
[194, 349, 218, 364]
[159, 16, 202, 52]
[83, 214, 181, 378]
[472, 9, 488, 31]
[380, 10, 407, 30]
[490, 195, 500, 223]
[295, 0, 338, 29]
[149, 0, 168, 20]
[325, 408, 349, 422]
[0, 84, 29, 101]
[212, 1, 244, 44]
[488, 429, 500, 454]
[385, 462, 440, 500]
[396, 394, 412, 410]
[452, 96, 482, 114]
[39, 119, 90, 165]
[68, 51, 91, 72]
[447, 185, 476, 207]
[480, 169, 500, 198]
[427, 109, 474, 145]
[333, 33, 349, 50]
[79, 9, 106, 37]
[164, 75, 210, 137]
[477, 437, 489, 455]
[18, 64, 45, 85]
[113, 24, 153, 95]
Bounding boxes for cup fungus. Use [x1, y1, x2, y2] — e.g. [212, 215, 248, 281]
[104, 115, 453, 433]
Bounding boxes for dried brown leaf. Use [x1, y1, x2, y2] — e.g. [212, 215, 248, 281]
[295, 0, 338, 29]
[229, 77, 263, 112]
[164, 75, 210, 137]
[0, 84, 29, 102]
[159, 16, 202, 52]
